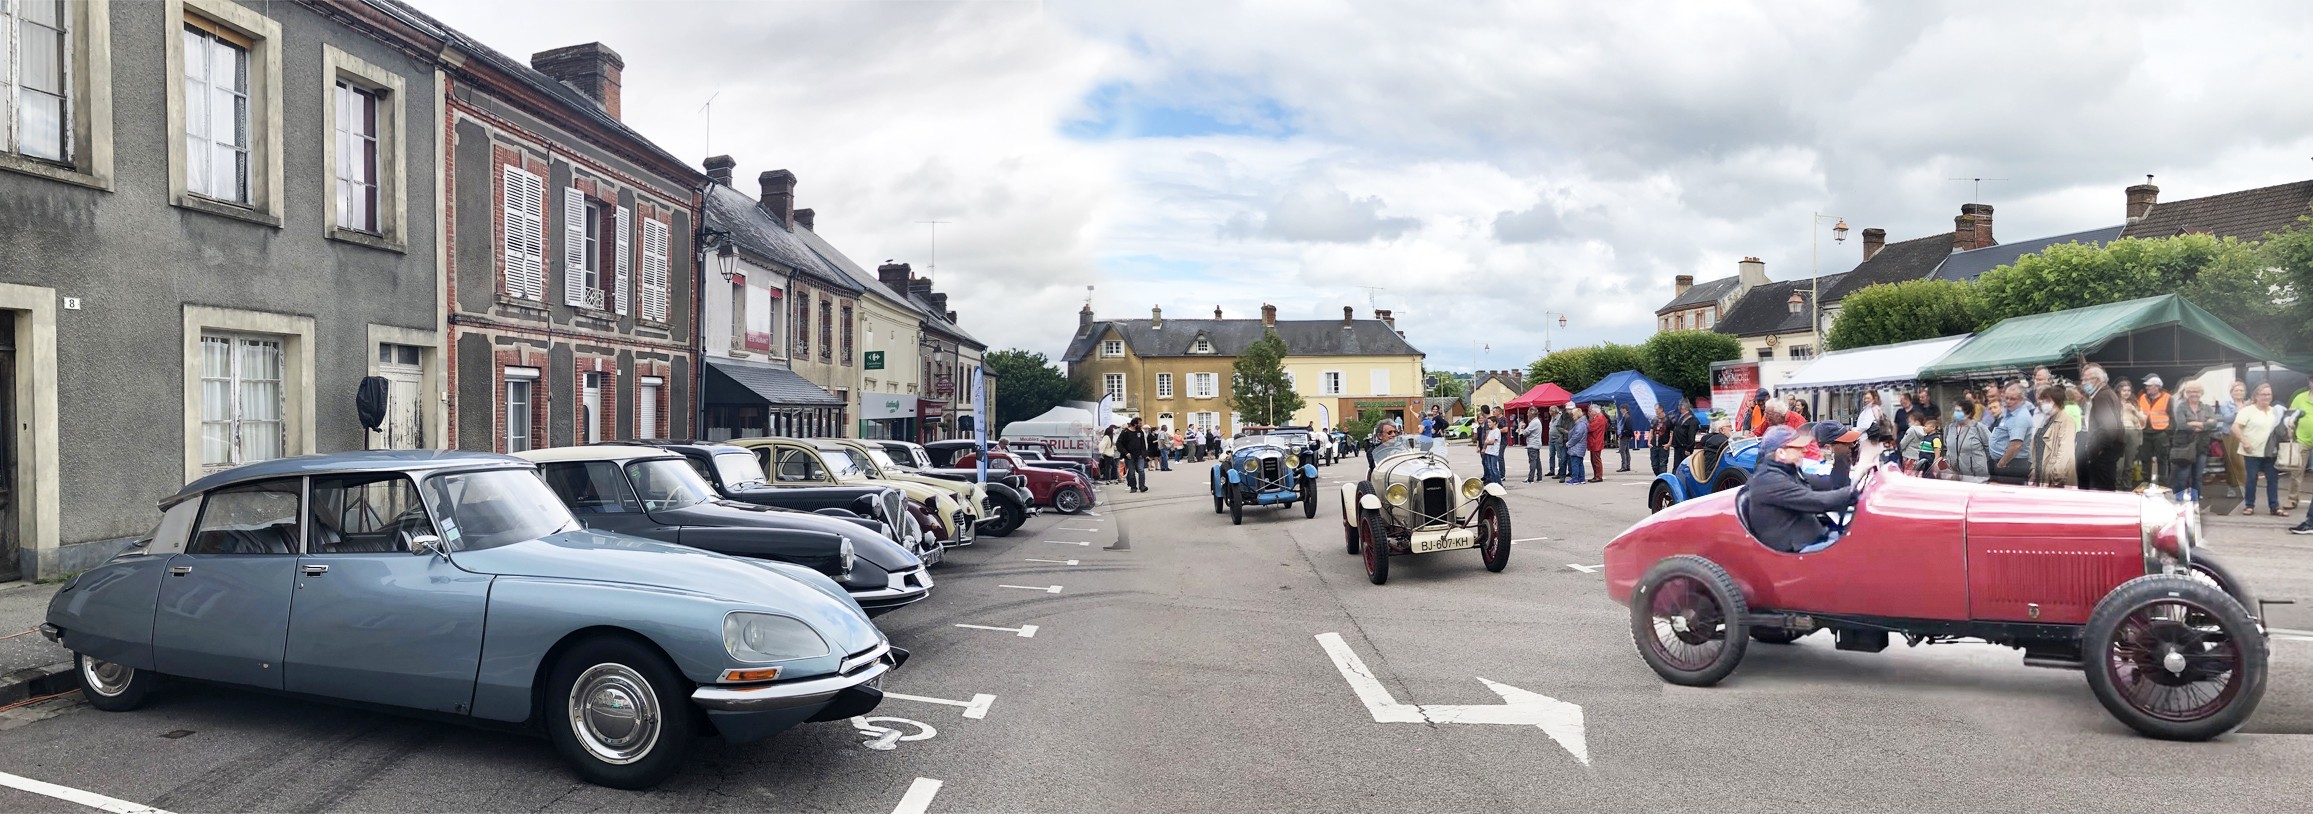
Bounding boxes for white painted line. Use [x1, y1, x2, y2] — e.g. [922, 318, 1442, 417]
[0, 770, 175, 814]
[2271, 627, 2313, 643]
[1511, 537, 1549, 543]
[1024, 558, 1080, 565]
[885, 691, 999, 719]
[999, 584, 1064, 594]
[1315, 633, 1588, 765]
[955, 623, 1039, 638]
[1045, 540, 1090, 546]
[891, 777, 944, 814]
[1082, 511, 1103, 517]
[1566, 563, 1603, 573]
[1057, 526, 1101, 531]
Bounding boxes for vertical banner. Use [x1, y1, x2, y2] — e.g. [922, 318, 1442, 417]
[1709, 360, 1761, 420]
[974, 365, 990, 485]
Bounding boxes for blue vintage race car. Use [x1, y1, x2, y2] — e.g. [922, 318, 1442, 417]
[1647, 432, 1761, 513]
[1211, 434, 1322, 524]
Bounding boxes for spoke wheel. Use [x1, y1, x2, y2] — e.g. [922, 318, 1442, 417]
[1052, 486, 1086, 515]
[1630, 555, 1749, 686]
[1359, 507, 1389, 585]
[2085, 574, 2267, 740]
[1648, 481, 1677, 513]
[1478, 496, 1511, 572]
[1302, 483, 1319, 519]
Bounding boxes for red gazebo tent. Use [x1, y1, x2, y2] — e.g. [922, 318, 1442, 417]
[1503, 383, 1573, 411]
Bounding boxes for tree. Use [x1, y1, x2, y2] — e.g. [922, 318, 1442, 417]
[1976, 231, 2303, 353]
[1976, 240, 2167, 324]
[1527, 347, 1595, 392]
[1230, 328, 1306, 426]
[983, 349, 1080, 428]
[1341, 409, 1388, 441]
[1638, 330, 1743, 396]
[1824, 280, 1985, 351]
[1428, 375, 1466, 399]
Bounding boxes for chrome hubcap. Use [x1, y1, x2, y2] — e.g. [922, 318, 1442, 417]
[81, 657, 132, 697]
[567, 663, 661, 765]
[2163, 648, 2188, 675]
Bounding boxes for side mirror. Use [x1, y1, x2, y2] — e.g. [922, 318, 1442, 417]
[408, 533, 448, 559]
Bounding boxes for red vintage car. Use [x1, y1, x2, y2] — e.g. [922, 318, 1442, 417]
[1604, 465, 2268, 741]
[950, 450, 1095, 515]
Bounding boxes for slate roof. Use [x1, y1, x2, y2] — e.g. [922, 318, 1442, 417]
[1711, 274, 1845, 338]
[1817, 233, 1957, 303]
[1656, 275, 1741, 315]
[2120, 180, 2313, 241]
[787, 224, 984, 348]
[705, 357, 846, 406]
[1930, 225, 2124, 282]
[1062, 317, 1423, 363]
[703, 183, 860, 294]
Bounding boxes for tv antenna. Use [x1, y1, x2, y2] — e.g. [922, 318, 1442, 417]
[1947, 177, 2008, 201]
[699, 91, 720, 156]
[1358, 286, 1386, 311]
[916, 220, 952, 278]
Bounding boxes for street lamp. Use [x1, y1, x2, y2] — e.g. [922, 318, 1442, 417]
[1541, 312, 1568, 353]
[697, 225, 739, 282]
[1809, 214, 1847, 355]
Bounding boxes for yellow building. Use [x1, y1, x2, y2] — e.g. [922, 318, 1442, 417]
[1468, 370, 1526, 414]
[1063, 303, 1426, 434]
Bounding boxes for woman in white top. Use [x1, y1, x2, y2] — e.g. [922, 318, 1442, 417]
[2235, 382, 2282, 515]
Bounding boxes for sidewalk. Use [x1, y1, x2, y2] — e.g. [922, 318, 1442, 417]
[0, 581, 72, 705]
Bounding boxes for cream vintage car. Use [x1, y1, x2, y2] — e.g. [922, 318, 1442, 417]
[1338, 435, 1513, 584]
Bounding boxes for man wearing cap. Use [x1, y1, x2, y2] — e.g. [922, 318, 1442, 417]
[1802, 421, 1863, 489]
[2137, 374, 2172, 490]
[1744, 425, 1859, 553]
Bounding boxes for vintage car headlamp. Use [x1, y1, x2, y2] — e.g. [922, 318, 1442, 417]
[1461, 478, 1484, 500]
[722, 612, 831, 663]
[2139, 496, 2191, 566]
[1241, 458, 1259, 473]
[839, 537, 856, 578]
[1384, 482, 1409, 506]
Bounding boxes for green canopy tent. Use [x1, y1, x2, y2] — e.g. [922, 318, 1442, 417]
[1917, 294, 2282, 384]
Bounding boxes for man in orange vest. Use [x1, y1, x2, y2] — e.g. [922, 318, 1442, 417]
[2135, 374, 2171, 489]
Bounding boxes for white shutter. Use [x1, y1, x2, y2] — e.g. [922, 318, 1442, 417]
[563, 187, 588, 307]
[614, 205, 632, 316]
[501, 167, 545, 300]
[642, 218, 671, 323]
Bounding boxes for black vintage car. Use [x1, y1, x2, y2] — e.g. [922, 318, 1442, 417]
[518, 446, 931, 614]
[606, 439, 940, 565]
[869, 440, 1033, 538]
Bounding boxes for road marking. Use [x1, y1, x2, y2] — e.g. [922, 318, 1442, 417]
[999, 584, 1063, 594]
[1315, 632, 1588, 765]
[885, 691, 998, 719]
[956, 623, 1039, 638]
[1044, 540, 1090, 546]
[1566, 563, 1603, 573]
[1024, 558, 1080, 565]
[891, 777, 944, 814]
[1511, 536, 1549, 542]
[1058, 526, 1101, 531]
[0, 770, 175, 814]
[2271, 627, 2313, 643]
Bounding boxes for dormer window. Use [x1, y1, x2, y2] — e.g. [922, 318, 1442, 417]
[1101, 339, 1123, 357]
[1191, 336, 1213, 354]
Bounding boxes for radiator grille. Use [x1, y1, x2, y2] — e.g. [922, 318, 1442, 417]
[1421, 477, 1452, 519]
[1261, 459, 1281, 482]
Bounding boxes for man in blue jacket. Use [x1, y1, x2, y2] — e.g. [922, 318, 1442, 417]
[1743, 426, 1857, 553]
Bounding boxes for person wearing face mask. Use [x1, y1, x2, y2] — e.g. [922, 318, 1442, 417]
[2032, 385, 2079, 488]
[1742, 425, 1858, 553]
[1988, 383, 2035, 485]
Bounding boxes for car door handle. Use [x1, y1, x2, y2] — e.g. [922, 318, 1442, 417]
[300, 564, 329, 576]
[167, 565, 192, 577]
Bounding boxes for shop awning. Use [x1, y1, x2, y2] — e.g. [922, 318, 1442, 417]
[1917, 294, 2282, 380]
[704, 358, 845, 407]
[1503, 383, 1573, 410]
[1776, 334, 1971, 392]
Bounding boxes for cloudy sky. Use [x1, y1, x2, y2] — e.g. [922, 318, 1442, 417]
[425, 0, 2313, 372]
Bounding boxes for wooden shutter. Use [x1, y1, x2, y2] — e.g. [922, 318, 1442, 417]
[501, 167, 545, 300]
[614, 205, 632, 316]
[642, 218, 671, 323]
[563, 187, 588, 307]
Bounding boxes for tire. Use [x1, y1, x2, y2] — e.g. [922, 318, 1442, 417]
[2083, 574, 2267, 741]
[1630, 555, 1750, 686]
[980, 491, 1026, 538]
[1647, 481, 1677, 513]
[2188, 552, 2255, 610]
[1229, 486, 1244, 526]
[1347, 482, 1372, 555]
[1477, 495, 1511, 573]
[1749, 628, 1810, 645]
[75, 652, 158, 712]
[545, 636, 699, 790]
[1302, 482, 1320, 519]
[1359, 507, 1389, 585]
[1052, 486, 1086, 515]
[1707, 467, 1749, 495]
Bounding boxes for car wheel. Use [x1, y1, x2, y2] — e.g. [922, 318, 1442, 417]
[1229, 486, 1244, 526]
[1749, 628, 1811, 645]
[1475, 495, 1512, 573]
[75, 652, 158, 712]
[546, 636, 698, 790]
[2083, 574, 2267, 741]
[1707, 467, 1749, 495]
[1359, 507, 1389, 585]
[1647, 481, 1677, 514]
[1302, 482, 1319, 519]
[1347, 482, 1372, 555]
[981, 492, 1026, 538]
[2187, 552, 2255, 609]
[1052, 486, 1086, 515]
[1630, 555, 1750, 687]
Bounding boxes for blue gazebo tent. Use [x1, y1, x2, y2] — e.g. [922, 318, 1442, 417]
[1568, 370, 1685, 421]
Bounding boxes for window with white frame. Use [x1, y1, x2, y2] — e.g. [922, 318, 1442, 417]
[1101, 339, 1123, 357]
[3, 0, 68, 163]
[1193, 411, 1218, 431]
[562, 189, 629, 313]
[200, 333, 284, 469]
[500, 165, 544, 299]
[1156, 372, 1173, 399]
[332, 80, 378, 232]
[1103, 373, 1126, 402]
[640, 217, 669, 322]
[1788, 345, 1815, 361]
[1370, 369, 1390, 395]
[1322, 370, 1343, 395]
[323, 45, 405, 243]
[504, 367, 538, 452]
[1191, 372, 1216, 399]
[182, 17, 251, 204]
[1191, 336, 1212, 354]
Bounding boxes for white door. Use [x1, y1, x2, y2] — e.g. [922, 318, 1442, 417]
[379, 344, 424, 450]
[583, 373, 603, 444]
[638, 377, 662, 440]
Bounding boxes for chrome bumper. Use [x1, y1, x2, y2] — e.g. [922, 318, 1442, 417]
[692, 642, 904, 713]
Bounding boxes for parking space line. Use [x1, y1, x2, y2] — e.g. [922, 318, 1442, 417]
[1044, 540, 1090, 546]
[956, 623, 1039, 638]
[999, 584, 1064, 593]
[1057, 527, 1101, 531]
[0, 770, 174, 814]
[1024, 558, 1080, 565]
[885, 691, 999, 719]
[891, 777, 944, 814]
[2271, 627, 2313, 643]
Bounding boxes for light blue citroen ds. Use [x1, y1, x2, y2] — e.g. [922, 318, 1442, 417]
[42, 451, 905, 790]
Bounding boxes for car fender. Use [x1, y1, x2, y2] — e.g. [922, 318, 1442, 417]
[1210, 465, 1224, 494]
[1482, 482, 1508, 499]
[1652, 473, 1688, 503]
[45, 553, 172, 670]
[1338, 481, 1362, 524]
[1300, 464, 1319, 480]
[1226, 468, 1243, 486]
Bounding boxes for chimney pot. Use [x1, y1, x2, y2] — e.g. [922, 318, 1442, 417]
[759, 170, 796, 228]
[1151, 305, 1163, 328]
[878, 262, 912, 291]
[530, 43, 625, 119]
[1953, 203, 1995, 251]
[2126, 181, 2161, 223]
[1079, 303, 1094, 332]
[1260, 304, 1277, 327]
[1214, 306, 1223, 319]
[1674, 274, 1694, 296]
[1375, 309, 1395, 328]
[703, 155, 735, 187]
[792, 208, 815, 231]
[946, 310, 957, 323]
[1860, 227, 1886, 261]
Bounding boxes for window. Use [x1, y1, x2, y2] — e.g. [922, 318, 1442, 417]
[504, 366, 538, 452]
[3, 0, 67, 162]
[841, 305, 854, 364]
[1700, 309, 1713, 328]
[819, 300, 834, 362]
[540, 462, 639, 515]
[190, 479, 300, 556]
[796, 292, 811, 357]
[500, 165, 544, 300]
[332, 81, 377, 232]
[729, 280, 747, 351]
[1156, 372, 1174, 399]
[1103, 373, 1126, 402]
[640, 217, 668, 321]
[773, 448, 825, 482]
[1789, 346, 1815, 361]
[1102, 340, 1123, 357]
[583, 200, 605, 303]
[581, 372, 604, 444]
[420, 469, 573, 553]
[1675, 314, 1686, 331]
[638, 376, 663, 440]
[1191, 337, 1212, 354]
[182, 19, 250, 203]
[1371, 369, 1391, 395]
[1757, 347, 1775, 362]
[1322, 371, 1343, 395]
[561, 190, 627, 313]
[200, 333, 284, 469]
[1194, 411, 1218, 431]
[307, 474, 435, 554]
[1191, 372, 1216, 399]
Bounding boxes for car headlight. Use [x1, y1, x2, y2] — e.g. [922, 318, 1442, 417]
[1461, 478, 1483, 500]
[839, 537, 856, 578]
[1241, 458, 1258, 473]
[1384, 482, 1409, 506]
[722, 612, 831, 663]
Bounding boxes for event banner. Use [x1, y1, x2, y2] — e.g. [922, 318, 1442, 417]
[1710, 360, 1761, 418]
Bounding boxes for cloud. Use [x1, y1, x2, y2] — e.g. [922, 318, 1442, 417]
[1221, 181, 1419, 243]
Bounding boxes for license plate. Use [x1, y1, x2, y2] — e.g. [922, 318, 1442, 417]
[1410, 528, 1478, 553]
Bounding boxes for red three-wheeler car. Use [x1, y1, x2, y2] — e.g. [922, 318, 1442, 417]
[1604, 465, 2268, 741]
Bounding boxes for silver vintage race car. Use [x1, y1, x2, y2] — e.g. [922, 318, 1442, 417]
[1338, 435, 1512, 584]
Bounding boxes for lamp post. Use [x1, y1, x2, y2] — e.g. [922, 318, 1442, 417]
[1541, 312, 1568, 353]
[1809, 213, 1848, 356]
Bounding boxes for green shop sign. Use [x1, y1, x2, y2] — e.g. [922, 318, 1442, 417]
[1352, 400, 1405, 409]
[864, 351, 885, 370]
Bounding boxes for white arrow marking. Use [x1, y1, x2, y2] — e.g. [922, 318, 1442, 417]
[1045, 540, 1090, 546]
[884, 691, 998, 719]
[999, 584, 1063, 594]
[955, 623, 1039, 638]
[1024, 558, 1080, 565]
[1315, 632, 1587, 765]
[1566, 563, 1603, 573]
[890, 777, 944, 814]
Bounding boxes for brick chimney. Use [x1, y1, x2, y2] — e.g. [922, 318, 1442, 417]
[530, 43, 625, 119]
[1342, 306, 1354, 326]
[793, 208, 815, 231]
[1260, 304, 1277, 327]
[1674, 274, 1694, 296]
[1860, 227, 1886, 261]
[929, 292, 948, 315]
[703, 155, 734, 187]
[946, 311, 957, 323]
[1214, 306, 1223, 319]
[1150, 305, 1163, 329]
[878, 262, 911, 290]
[759, 170, 795, 228]
[909, 279, 935, 301]
[1079, 303, 1093, 333]
[1737, 257, 1768, 291]
[2127, 178, 2160, 223]
[1953, 203, 1995, 251]
[1375, 309, 1394, 329]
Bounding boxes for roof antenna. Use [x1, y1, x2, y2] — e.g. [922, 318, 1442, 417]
[1947, 176, 2007, 202]
[699, 91, 720, 156]
[1358, 285, 1386, 312]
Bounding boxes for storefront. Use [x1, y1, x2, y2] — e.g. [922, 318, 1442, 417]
[917, 399, 947, 443]
[857, 391, 919, 441]
[703, 358, 848, 441]
[1333, 396, 1424, 429]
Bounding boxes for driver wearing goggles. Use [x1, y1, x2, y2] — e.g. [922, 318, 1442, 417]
[1743, 425, 1858, 553]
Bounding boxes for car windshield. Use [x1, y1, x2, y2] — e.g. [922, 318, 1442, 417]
[627, 459, 716, 511]
[713, 451, 769, 488]
[421, 469, 577, 552]
[864, 448, 906, 471]
[817, 448, 866, 478]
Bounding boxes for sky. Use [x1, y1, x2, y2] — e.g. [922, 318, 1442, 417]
[421, 0, 2313, 373]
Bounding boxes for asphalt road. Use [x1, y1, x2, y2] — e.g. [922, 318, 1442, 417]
[3, 446, 2313, 813]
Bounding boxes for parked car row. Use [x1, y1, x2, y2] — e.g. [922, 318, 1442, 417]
[42, 439, 1078, 791]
